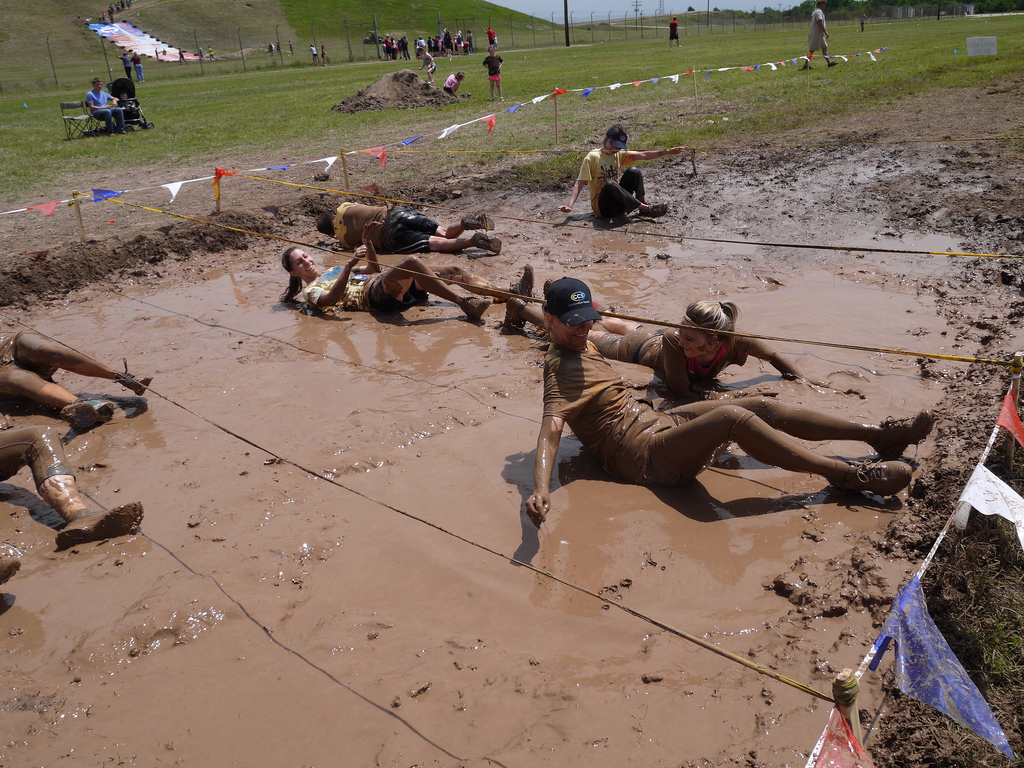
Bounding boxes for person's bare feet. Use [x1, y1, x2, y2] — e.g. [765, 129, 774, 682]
[55, 502, 144, 550]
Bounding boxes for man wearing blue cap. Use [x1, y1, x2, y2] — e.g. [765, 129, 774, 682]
[523, 277, 919, 526]
[558, 124, 687, 220]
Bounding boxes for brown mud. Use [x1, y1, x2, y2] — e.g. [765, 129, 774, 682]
[1, 82, 1023, 767]
[332, 69, 462, 114]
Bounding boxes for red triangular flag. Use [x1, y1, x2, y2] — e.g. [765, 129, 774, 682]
[632, 81, 642, 86]
[552, 88, 568, 96]
[28, 202, 60, 216]
[362, 146, 386, 167]
[815, 707, 877, 767]
[741, 66, 755, 72]
[213, 167, 237, 199]
[997, 391, 1024, 448]
[483, 114, 496, 135]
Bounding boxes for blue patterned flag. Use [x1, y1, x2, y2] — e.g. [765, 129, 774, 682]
[870, 576, 1014, 757]
[90, 189, 124, 202]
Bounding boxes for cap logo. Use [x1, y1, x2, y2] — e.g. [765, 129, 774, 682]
[570, 291, 586, 302]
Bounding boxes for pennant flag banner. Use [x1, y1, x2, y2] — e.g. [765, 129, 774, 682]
[361, 146, 386, 167]
[955, 464, 1024, 551]
[483, 114, 496, 135]
[580, 88, 595, 97]
[320, 156, 337, 170]
[400, 135, 423, 145]
[507, 103, 522, 113]
[609, 83, 622, 90]
[704, 70, 711, 79]
[28, 202, 60, 216]
[997, 391, 1024, 448]
[552, 88, 568, 96]
[161, 182, 184, 203]
[815, 707, 877, 768]
[266, 164, 290, 171]
[870, 576, 1014, 757]
[90, 189, 124, 202]
[437, 124, 460, 139]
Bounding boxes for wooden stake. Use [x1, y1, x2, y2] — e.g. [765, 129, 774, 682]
[340, 150, 350, 191]
[554, 95, 559, 145]
[833, 669, 863, 745]
[74, 196, 86, 242]
[692, 66, 698, 110]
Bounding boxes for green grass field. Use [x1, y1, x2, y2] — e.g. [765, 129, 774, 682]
[1, 14, 1022, 206]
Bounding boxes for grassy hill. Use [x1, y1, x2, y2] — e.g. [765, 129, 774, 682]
[0, 0, 553, 92]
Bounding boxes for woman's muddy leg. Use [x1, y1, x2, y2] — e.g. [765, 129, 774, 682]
[433, 266, 502, 298]
[15, 332, 118, 381]
[38, 475, 90, 523]
[0, 366, 79, 409]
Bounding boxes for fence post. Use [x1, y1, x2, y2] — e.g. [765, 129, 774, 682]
[194, 30, 205, 74]
[47, 36, 59, 88]
[344, 20, 353, 61]
[237, 28, 246, 71]
[510, 14, 515, 47]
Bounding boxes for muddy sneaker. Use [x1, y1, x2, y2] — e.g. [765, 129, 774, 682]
[834, 461, 913, 497]
[470, 231, 502, 255]
[55, 502, 144, 550]
[647, 202, 669, 218]
[460, 296, 490, 321]
[503, 297, 528, 330]
[59, 399, 115, 429]
[869, 410, 934, 460]
[115, 372, 152, 396]
[0, 557, 21, 587]
[509, 264, 534, 301]
[799, 63, 811, 70]
[460, 212, 494, 231]
[826, 59, 837, 67]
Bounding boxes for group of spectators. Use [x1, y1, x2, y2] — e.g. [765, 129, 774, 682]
[380, 35, 410, 61]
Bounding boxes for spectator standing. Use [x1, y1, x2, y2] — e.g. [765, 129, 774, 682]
[483, 45, 503, 100]
[801, 0, 835, 69]
[669, 17, 679, 45]
[321, 44, 327, 65]
[310, 44, 319, 65]
[120, 50, 133, 79]
[487, 25, 496, 48]
[131, 51, 144, 81]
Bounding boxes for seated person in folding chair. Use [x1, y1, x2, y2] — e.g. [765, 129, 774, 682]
[86, 78, 127, 135]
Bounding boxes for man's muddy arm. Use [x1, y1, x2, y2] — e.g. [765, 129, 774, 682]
[525, 415, 564, 526]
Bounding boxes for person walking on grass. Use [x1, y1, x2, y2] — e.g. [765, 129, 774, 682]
[802, 0, 835, 70]
[483, 45, 503, 100]
[669, 17, 679, 46]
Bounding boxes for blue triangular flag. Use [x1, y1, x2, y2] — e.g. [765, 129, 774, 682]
[704, 70, 710, 79]
[507, 104, 521, 113]
[90, 188, 124, 202]
[400, 135, 423, 145]
[650, 77, 659, 83]
[580, 88, 595, 97]
[266, 164, 290, 170]
[870, 576, 1014, 757]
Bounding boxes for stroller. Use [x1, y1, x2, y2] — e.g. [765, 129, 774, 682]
[106, 78, 154, 130]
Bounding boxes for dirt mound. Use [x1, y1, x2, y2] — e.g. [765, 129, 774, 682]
[331, 69, 458, 113]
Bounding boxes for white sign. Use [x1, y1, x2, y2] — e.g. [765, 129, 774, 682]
[966, 36, 998, 56]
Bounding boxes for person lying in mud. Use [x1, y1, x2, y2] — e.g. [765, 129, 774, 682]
[315, 201, 502, 255]
[587, 299, 831, 400]
[0, 425, 144, 550]
[0, 331, 152, 429]
[282, 221, 523, 320]
[523, 278, 934, 526]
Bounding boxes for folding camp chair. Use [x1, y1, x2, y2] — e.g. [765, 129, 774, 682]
[60, 100, 102, 139]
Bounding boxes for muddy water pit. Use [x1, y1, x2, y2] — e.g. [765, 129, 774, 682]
[0, 216, 960, 768]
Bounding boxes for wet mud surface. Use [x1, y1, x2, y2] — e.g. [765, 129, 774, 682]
[1, 83, 1024, 766]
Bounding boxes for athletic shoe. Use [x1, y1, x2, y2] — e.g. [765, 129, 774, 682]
[471, 231, 502, 254]
[115, 372, 152, 396]
[0, 557, 21, 587]
[55, 502, 145, 550]
[503, 297, 527, 330]
[647, 203, 669, 218]
[460, 296, 490, 321]
[510, 264, 534, 301]
[869, 410, 934, 460]
[460, 212, 494, 231]
[60, 399, 115, 429]
[826, 59, 837, 67]
[799, 63, 811, 70]
[834, 461, 913, 497]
